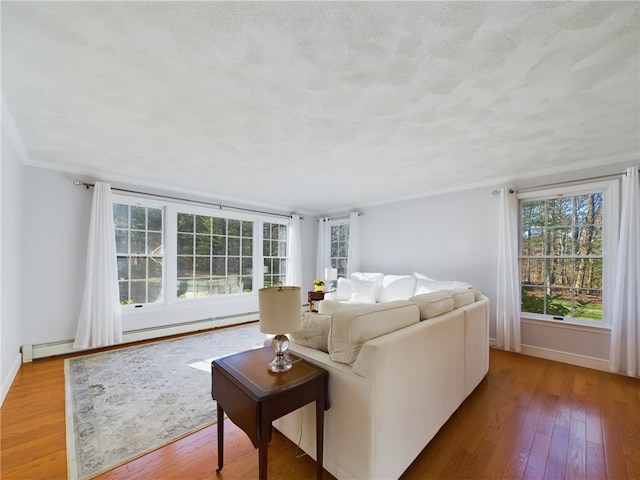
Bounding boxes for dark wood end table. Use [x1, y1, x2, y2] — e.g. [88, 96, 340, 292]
[308, 290, 334, 312]
[211, 347, 329, 480]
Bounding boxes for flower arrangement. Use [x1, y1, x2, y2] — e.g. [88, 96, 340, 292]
[313, 278, 325, 290]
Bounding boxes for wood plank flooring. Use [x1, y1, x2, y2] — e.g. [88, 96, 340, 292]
[2, 339, 639, 479]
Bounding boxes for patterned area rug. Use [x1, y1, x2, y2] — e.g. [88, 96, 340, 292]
[65, 323, 266, 480]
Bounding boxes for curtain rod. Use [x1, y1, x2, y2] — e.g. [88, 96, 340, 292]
[318, 212, 363, 222]
[491, 171, 626, 196]
[73, 180, 302, 220]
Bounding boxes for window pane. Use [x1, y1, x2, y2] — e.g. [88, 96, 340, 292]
[117, 257, 129, 280]
[211, 217, 226, 235]
[228, 219, 240, 236]
[242, 258, 253, 275]
[575, 258, 602, 289]
[574, 224, 602, 255]
[575, 289, 602, 320]
[148, 208, 162, 231]
[177, 213, 194, 233]
[212, 236, 226, 255]
[195, 234, 211, 255]
[195, 215, 211, 234]
[521, 227, 544, 256]
[195, 257, 210, 277]
[148, 281, 162, 303]
[130, 257, 146, 280]
[177, 234, 193, 255]
[131, 206, 146, 229]
[548, 258, 574, 287]
[242, 221, 253, 237]
[547, 227, 571, 256]
[212, 257, 225, 276]
[228, 237, 240, 256]
[130, 281, 146, 304]
[148, 257, 162, 279]
[131, 231, 146, 254]
[114, 204, 129, 228]
[148, 232, 162, 254]
[242, 238, 253, 256]
[521, 286, 546, 315]
[521, 258, 545, 286]
[115, 230, 128, 254]
[228, 257, 240, 275]
[546, 198, 572, 227]
[177, 256, 193, 277]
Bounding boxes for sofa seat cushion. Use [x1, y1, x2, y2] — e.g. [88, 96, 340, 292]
[290, 312, 331, 353]
[409, 292, 455, 320]
[328, 300, 419, 364]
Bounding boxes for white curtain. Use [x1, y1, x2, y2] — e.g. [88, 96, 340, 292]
[609, 166, 640, 377]
[496, 187, 521, 352]
[316, 217, 330, 279]
[74, 182, 122, 348]
[347, 212, 361, 276]
[286, 214, 303, 287]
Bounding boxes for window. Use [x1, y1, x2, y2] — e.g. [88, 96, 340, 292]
[114, 203, 164, 305]
[177, 213, 254, 298]
[519, 181, 617, 324]
[330, 221, 349, 278]
[263, 222, 287, 287]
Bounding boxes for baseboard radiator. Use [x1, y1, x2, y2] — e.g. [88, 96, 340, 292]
[21, 312, 260, 363]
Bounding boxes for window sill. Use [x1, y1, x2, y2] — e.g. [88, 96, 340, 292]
[521, 315, 611, 335]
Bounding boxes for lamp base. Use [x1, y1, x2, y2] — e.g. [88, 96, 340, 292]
[268, 334, 292, 372]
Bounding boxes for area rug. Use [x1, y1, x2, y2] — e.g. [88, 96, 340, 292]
[65, 323, 266, 480]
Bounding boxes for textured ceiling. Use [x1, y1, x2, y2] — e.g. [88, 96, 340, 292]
[2, 1, 639, 214]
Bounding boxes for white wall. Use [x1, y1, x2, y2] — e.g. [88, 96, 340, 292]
[1, 127, 23, 404]
[21, 165, 318, 347]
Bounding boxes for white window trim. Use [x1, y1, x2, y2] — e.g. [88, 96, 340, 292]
[517, 179, 619, 327]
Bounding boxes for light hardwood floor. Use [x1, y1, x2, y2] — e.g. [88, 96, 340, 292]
[2, 334, 639, 479]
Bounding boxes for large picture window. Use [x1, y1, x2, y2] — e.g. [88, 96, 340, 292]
[177, 213, 254, 298]
[519, 181, 617, 324]
[114, 203, 164, 305]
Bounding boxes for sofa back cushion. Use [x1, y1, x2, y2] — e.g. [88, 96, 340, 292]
[328, 301, 419, 364]
[409, 292, 455, 320]
[379, 275, 417, 302]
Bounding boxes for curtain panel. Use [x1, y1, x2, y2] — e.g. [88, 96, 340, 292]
[609, 166, 640, 377]
[286, 214, 303, 288]
[496, 187, 521, 352]
[316, 217, 330, 279]
[347, 212, 361, 276]
[74, 182, 122, 348]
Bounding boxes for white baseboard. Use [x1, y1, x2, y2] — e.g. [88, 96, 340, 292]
[1, 353, 22, 406]
[489, 336, 610, 373]
[520, 344, 610, 372]
[21, 313, 259, 363]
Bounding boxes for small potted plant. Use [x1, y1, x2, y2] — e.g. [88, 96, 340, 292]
[313, 278, 325, 291]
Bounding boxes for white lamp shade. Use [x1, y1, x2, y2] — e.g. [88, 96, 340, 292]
[258, 286, 303, 334]
[325, 268, 338, 281]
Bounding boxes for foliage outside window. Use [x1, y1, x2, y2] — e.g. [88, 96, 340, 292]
[177, 213, 254, 298]
[114, 203, 163, 305]
[330, 221, 349, 278]
[520, 192, 604, 321]
[263, 222, 287, 287]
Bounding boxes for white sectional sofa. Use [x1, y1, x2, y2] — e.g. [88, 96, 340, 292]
[272, 273, 490, 480]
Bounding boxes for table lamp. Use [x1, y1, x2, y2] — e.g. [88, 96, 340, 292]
[325, 267, 338, 289]
[258, 286, 303, 372]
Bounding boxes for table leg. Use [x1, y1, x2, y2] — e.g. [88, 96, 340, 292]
[216, 403, 224, 473]
[316, 398, 324, 480]
[258, 435, 269, 480]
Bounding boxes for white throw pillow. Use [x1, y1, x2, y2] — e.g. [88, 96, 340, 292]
[379, 275, 417, 302]
[350, 272, 384, 302]
[349, 277, 378, 303]
[414, 279, 471, 295]
[335, 277, 352, 301]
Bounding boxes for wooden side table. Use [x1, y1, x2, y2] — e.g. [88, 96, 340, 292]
[308, 290, 334, 312]
[211, 347, 330, 480]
